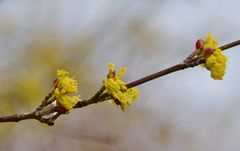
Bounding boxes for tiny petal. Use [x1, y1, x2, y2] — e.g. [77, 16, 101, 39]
[108, 63, 115, 73]
[116, 67, 128, 79]
[57, 69, 69, 78]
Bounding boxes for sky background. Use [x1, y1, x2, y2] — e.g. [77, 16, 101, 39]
[0, 0, 240, 151]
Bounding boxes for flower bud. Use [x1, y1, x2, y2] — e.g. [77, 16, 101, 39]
[56, 101, 69, 114]
[204, 48, 214, 58]
[195, 39, 205, 50]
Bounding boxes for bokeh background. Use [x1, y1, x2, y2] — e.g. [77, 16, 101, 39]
[0, 0, 240, 150]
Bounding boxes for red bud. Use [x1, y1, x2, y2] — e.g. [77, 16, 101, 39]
[56, 101, 68, 113]
[195, 39, 205, 50]
[204, 48, 214, 58]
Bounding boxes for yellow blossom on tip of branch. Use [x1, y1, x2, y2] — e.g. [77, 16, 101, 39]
[200, 34, 228, 80]
[104, 62, 139, 111]
[205, 49, 227, 80]
[54, 69, 80, 111]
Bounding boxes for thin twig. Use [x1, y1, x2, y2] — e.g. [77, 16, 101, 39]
[74, 85, 106, 108]
[0, 106, 59, 125]
[126, 40, 240, 88]
[220, 40, 240, 51]
[36, 89, 54, 111]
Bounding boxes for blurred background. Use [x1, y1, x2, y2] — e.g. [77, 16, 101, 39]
[0, 0, 240, 150]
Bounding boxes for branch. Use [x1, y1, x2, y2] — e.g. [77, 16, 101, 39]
[73, 39, 240, 108]
[126, 40, 240, 88]
[0, 106, 59, 125]
[0, 39, 239, 125]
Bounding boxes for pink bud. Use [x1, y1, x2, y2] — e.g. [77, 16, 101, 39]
[195, 39, 205, 50]
[204, 48, 214, 58]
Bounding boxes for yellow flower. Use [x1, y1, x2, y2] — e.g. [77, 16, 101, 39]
[57, 69, 69, 78]
[54, 69, 80, 110]
[108, 63, 115, 73]
[202, 34, 218, 50]
[205, 49, 227, 80]
[104, 63, 139, 111]
[57, 76, 78, 94]
[54, 88, 80, 110]
[201, 34, 228, 80]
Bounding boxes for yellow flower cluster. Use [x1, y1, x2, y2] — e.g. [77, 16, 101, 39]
[202, 34, 218, 50]
[54, 70, 80, 110]
[202, 34, 227, 80]
[205, 49, 227, 80]
[104, 63, 139, 111]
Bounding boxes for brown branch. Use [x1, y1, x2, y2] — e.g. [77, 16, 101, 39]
[219, 40, 240, 51]
[74, 85, 106, 108]
[126, 40, 240, 88]
[126, 59, 205, 88]
[0, 111, 36, 122]
[0, 106, 59, 125]
[36, 89, 54, 111]
[0, 39, 239, 126]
